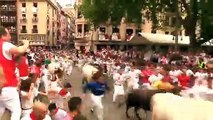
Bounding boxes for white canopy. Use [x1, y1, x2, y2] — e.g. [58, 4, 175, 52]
[202, 39, 213, 46]
[129, 32, 190, 45]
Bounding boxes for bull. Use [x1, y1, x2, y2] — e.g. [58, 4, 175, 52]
[151, 93, 213, 120]
[81, 63, 103, 85]
[126, 87, 181, 120]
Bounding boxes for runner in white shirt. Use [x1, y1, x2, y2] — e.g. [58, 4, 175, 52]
[48, 103, 68, 120]
[112, 69, 125, 103]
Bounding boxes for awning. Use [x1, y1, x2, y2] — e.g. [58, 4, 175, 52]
[129, 32, 190, 45]
[202, 39, 213, 46]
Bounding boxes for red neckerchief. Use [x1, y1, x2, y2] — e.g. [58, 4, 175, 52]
[59, 89, 68, 97]
[54, 108, 59, 115]
[30, 112, 37, 120]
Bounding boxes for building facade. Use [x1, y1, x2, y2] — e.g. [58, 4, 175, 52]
[17, 0, 58, 46]
[0, 0, 17, 43]
[74, 0, 187, 51]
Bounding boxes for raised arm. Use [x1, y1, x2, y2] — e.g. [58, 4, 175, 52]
[9, 40, 29, 55]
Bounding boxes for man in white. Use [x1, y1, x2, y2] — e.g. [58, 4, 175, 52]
[0, 26, 29, 120]
[21, 102, 51, 120]
[128, 67, 141, 90]
[113, 69, 125, 103]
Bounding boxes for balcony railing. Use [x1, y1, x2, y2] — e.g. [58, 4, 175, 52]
[0, 5, 16, 11]
[20, 18, 27, 23]
[32, 29, 38, 33]
[32, 18, 38, 23]
[0, 16, 16, 23]
[21, 29, 27, 33]
[32, 7, 38, 13]
[21, 8, 26, 13]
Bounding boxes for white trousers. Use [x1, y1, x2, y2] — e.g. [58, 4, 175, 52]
[113, 85, 125, 102]
[90, 93, 104, 120]
[67, 66, 73, 75]
[0, 87, 21, 120]
[21, 109, 32, 118]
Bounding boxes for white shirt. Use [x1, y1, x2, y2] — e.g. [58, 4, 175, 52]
[2, 42, 15, 60]
[128, 69, 141, 82]
[148, 73, 164, 83]
[53, 109, 68, 120]
[20, 91, 34, 109]
[186, 69, 194, 76]
[194, 72, 208, 79]
[113, 73, 124, 85]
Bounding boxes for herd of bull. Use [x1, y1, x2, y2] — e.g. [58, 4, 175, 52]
[80, 63, 213, 120]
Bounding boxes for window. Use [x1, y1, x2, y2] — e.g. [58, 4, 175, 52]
[99, 27, 106, 33]
[33, 25, 37, 30]
[22, 14, 26, 18]
[77, 24, 82, 33]
[33, 14, 37, 18]
[32, 25, 38, 33]
[33, 2, 37, 7]
[21, 26, 27, 33]
[165, 31, 169, 34]
[22, 26, 26, 30]
[126, 29, 133, 35]
[22, 3, 26, 7]
[112, 27, 119, 33]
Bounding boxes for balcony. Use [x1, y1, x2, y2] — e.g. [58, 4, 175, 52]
[21, 8, 26, 13]
[32, 29, 38, 33]
[20, 18, 27, 23]
[99, 32, 109, 41]
[8, 26, 16, 33]
[32, 7, 38, 13]
[111, 33, 121, 41]
[32, 18, 38, 23]
[0, 5, 16, 11]
[21, 29, 27, 33]
[0, 16, 16, 23]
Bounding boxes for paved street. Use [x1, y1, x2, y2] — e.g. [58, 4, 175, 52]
[67, 67, 152, 120]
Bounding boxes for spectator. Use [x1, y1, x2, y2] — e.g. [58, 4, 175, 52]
[48, 103, 68, 120]
[0, 26, 29, 120]
[68, 97, 87, 120]
[21, 102, 51, 120]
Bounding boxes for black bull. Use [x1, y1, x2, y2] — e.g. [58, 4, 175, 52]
[126, 88, 181, 120]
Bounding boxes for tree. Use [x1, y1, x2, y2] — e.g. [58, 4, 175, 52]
[80, 0, 110, 28]
[141, 0, 212, 46]
[80, 0, 212, 46]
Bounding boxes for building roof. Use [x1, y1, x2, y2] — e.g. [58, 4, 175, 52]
[129, 32, 190, 45]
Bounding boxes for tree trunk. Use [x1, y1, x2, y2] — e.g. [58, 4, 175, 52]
[184, 21, 198, 50]
[92, 28, 99, 41]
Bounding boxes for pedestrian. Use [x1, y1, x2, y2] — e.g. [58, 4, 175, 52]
[48, 103, 68, 120]
[21, 102, 51, 120]
[112, 69, 125, 103]
[16, 52, 29, 81]
[67, 97, 87, 120]
[19, 78, 34, 117]
[84, 75, 109, 120]
[0, 26, 29, 120]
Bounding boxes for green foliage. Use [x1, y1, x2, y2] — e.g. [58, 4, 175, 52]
[80, 0, 212, 44]
[80, 0, 110, 27]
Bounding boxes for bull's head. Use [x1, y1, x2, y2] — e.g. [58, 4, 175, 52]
[82, 64, 103, 81]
